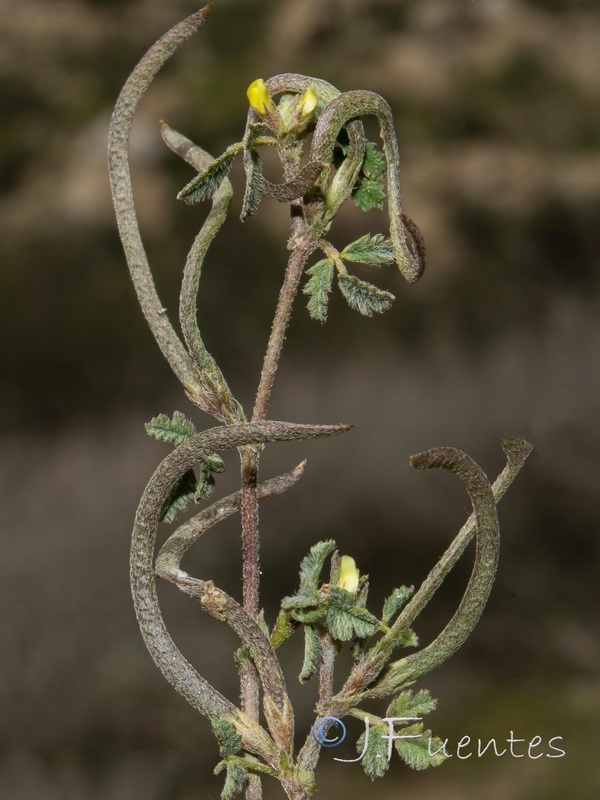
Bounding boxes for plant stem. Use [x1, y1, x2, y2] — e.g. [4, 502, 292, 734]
[239, 445, 262, 747]
[252, 238, 317, 422]
[238, 235, 317, 798]
[297, 631, 337, 772]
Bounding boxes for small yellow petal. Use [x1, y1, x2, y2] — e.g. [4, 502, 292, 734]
[297, 85, 318, 118]
[247, 78, 273, 116]
[337, 555, 360, 594]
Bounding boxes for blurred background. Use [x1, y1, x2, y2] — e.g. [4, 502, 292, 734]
[1, 0, 599, 797]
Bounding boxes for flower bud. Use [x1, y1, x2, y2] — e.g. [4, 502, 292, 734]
[246, 78, 274, 116]
[337, 555, 360, 594]
[297, 85, 318, 118]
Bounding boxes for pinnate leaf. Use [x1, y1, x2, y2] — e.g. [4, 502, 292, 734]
[145, 411, 197, 445]
[338, 274, 395, 317]
[382, 585, 413, 623]
[195, 452, 226, 501]
[256, 609, 270, 638]
[303, 259, 334, 322]
[219, 759, 247, 800]
[299, 539, 336, 591]
[240, 147, 263, 220]
[341, 234, 394, 265]
[299, 624, 321, 683]
[386, 689, 437, 719]
[394, 723, 447, 770]
[270, 610, 295, 650]
[289, 606, 325, 624]
[352, 176, 385, 211]
[211, 718, 242, 757]
[204, 453, 225, 473]
[178, 144, 240, 204]
[357, 724, 389, 779]
[362, 141, 386, 179]
[281, 593, 320, 611]
[326, 587, 380, 641]
[160, 469, 197, 523]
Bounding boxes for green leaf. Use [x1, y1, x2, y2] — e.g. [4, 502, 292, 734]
[276, 92, 302, 126]
[220, 759, 247, 800]
[290, 606, 325, 624]
[281, 592, 320, 611]
[215, 755, 276, 787]
[160, 469, 197, 523]
[280, 590, 323, 624]
[352, 638, 367, 658]
[357, 724, 389, 779]
[299, 540, 337, 592]
[195, 452, 226, 501]
[278, 750, 293, 773]
[382, 586, 414, 624]
[351, 142, 386, 212]
[394, 723, 447, 770]
[362, 141, 385, 179]
[211, 718, 242, 757]
[275, 752, 315, 794]
[280, 541, 334, 625]
[341, 234, 394, 265]
[237, 755, 277, 777]
[233, 645, 249, 674]
[204, 453, 225, 473]
[355, 576, 370, 609]
[303, 259, 335, 323]
[195, 465, 216, 500]
[396, 629, 418, 648]
[145, 411, 197, 446]
[240, 147, 263, 220]
[299, 624, 321, 683]
[337, 274, 395, 317]
[146, 413, 223, 504]
[220, 755, 276, 777]
[270, 610, 295, 650]
[178, 144, 240, 204]
[387, 689, 437, 719]
[352, 176, 385, 211]
[256, 609, 270, 638]
[326, 587, 380, 641]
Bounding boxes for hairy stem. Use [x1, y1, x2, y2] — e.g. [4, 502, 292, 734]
[253, 238, 317, 421]
[238, 236, 318, 761]
[318, 632, 337, 708]
[239, 445, 262, 735]
[297, 631, 337, 772]
[156, 463, 305, 575]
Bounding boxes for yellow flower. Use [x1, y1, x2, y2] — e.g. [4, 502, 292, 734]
[337, 555, 360, 594]
[246, 78, 274, 116]
[297, 84, 318, 118]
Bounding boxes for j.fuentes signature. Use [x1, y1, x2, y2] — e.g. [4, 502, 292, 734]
[312, 717, 566, 763]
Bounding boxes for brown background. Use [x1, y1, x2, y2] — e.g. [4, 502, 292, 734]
[1, 0, 599, 798]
